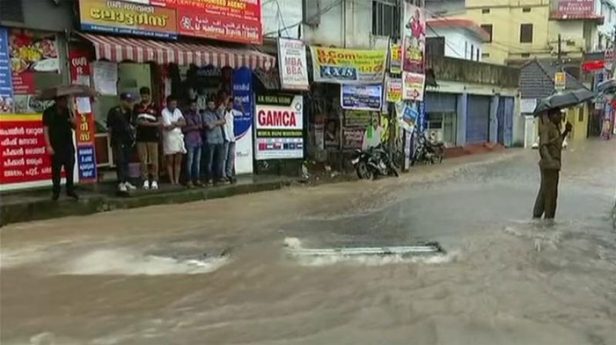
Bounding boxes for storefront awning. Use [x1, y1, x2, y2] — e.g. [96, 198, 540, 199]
[78, 33, 275, 70]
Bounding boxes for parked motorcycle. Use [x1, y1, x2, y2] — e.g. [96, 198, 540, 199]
[412, 132, 445, 166]
[352, 144, 399, 180]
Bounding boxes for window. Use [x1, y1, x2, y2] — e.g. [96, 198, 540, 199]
[302, 0, 321, 26]
[482, 52, 490, 58]
[426, 37, 445, 56]
[578, 108, 584, 122]
[465, 41, 468, 58]
[482, 8, 490, 14]
[522, 7, 531, 12]
[481, 24, 493, 42]
[566, 40, 575, 46]
[477, 49, 481, 61]
[521, 53, 531, 58]
[471, 44, 475, 60]
[0, 0, 24, 22]
[372, 0, 401, 38]
[520, 24, 533, 43]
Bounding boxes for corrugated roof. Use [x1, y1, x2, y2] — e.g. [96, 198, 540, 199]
[520, 59, 588, 99]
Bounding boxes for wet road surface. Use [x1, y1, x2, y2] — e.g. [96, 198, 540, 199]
[1, 139, 615, 345]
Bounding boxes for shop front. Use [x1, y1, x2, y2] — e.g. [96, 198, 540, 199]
[74, 33, 275, 177]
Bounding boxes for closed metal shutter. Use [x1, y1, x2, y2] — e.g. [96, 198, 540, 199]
[466, 95, 491, 143]
[497, 96, 514, 146]
[425, 92, 457, 113]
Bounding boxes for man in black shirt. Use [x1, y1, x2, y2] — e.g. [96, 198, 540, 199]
[43, 96, 78, 201]
[107, 93, 136, 193]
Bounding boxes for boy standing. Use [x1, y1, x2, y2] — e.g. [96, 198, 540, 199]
[134, 87, 161, 190]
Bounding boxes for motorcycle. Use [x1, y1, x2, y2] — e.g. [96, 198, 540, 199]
[352, 144, 399, 180]
[412, 132, 445, 166]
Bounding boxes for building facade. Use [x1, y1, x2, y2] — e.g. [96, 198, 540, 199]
[426, 18, 490, 61]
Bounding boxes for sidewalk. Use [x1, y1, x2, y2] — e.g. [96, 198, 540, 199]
[0, 176, 305, 227]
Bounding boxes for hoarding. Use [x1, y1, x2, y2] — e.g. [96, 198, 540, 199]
[79, 0, 178, 39]
[551, 0, 595, 19]
[401, 2, 425, 73]
[390, 43, 402, 74]
[386, 78, 402, 103]
[309, 46, 387, 84]
[0, 28, 14, 114]
[254, 94, 304, 160]
[402, 71, 425, 101]
[233, 67, 254, 174]
[278, 38, 309, 91]
[340, 84, 383, 111]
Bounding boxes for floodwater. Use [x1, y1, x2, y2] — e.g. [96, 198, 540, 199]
[1, 140, 615, 345]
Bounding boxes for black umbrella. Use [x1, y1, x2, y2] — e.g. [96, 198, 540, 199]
[597, 79, 616, 94]
[533, 89, 595, 115]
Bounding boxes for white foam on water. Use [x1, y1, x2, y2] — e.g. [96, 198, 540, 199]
[61, 249, 229, 276]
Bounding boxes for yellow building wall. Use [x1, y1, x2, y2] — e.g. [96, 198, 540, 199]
[565, 104, 589, 141]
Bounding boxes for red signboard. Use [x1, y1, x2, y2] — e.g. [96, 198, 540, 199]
[0, 115, 54, 185]
[154, 0, 262, 44]
[552, 0, 596, 19]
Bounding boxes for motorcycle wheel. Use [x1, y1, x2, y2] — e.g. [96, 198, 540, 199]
[356, 161, 373, 180]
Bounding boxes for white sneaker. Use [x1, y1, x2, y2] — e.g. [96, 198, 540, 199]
[118, 182, 128, 192]
[125, 181, 137, 190]
[151, 181, 159, 190]
[142, 180, 150, 190]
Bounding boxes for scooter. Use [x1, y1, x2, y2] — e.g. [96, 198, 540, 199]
[352, 144, 399, 180]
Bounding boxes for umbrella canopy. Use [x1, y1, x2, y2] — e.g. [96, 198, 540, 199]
[533, 89, 595, 115]
[38, 85, 98, 100]
[597, 79, 616, 94]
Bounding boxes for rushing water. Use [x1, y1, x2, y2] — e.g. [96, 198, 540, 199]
[1, 140, 615, 345]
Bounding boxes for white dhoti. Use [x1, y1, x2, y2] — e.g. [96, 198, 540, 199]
[163, 129, 186, 155]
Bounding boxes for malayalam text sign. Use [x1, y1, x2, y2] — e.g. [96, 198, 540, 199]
[309, 46, 387, 84]
[80, 0, 178, 39]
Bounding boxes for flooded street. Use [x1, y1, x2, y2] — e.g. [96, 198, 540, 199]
[1, 140, 615, 345]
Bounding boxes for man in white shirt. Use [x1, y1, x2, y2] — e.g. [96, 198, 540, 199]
[222, 97, 243, 183]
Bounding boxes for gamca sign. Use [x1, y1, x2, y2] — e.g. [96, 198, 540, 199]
[254, 94, 304, 160]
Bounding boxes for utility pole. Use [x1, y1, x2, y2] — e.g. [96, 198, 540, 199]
[557, 34, 562, 70]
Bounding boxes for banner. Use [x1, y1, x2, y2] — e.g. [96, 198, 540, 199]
[70, 48, 98, 183]
[309, 46, 387, 84]
[0, 28, 14, 114]
[341, 84, 383, 111]
[390, 44, 402, 74]
[233, 67, 254, 174]
[401, 2, 425, 73]
[255, 94, 304, 160]
[386, 78, 402, 103]
[172, 0, 262, 44]
[9, 29, 59, 96]
[79, 0, 178, 39]
[402, 71, 425, 101]
[278, 38, 309, 91]
[0, 114, 55, 187]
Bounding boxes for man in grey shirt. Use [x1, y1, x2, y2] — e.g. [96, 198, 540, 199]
[202, 99, 226, 185]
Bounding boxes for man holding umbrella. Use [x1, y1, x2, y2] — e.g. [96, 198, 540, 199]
[533, 108, 572, 219]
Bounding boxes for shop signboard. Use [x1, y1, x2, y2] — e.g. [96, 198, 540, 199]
[551, 0, 595, 19]
[254, 94, 304, 160]
[79, 0, 178, 39]
[233, 67, 254, 174]
[386, 77, 402, 103]
[401, 2, 425, 73]
[555, 72, 566, 91]
[402, 71, 425, 101]
[309, 46, 387, 85]
[340, 84, 383, 111]
[70, 48, 98, 183]
[390, 43, 402, 74]
[0, 28, 14, 114]
[0, 114, 72, 190]
[170, 0, 262, 44]
[278, 38, 309, 91]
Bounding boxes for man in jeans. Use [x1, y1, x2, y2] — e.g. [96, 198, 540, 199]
[107, 93, 136, 193]
[133, 87, 161, 190]
[222, 97, 243, 183]
[202, 99, 226, 185]
[183, 100, 203, 187]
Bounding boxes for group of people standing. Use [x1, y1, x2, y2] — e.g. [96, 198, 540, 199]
[107, 87, 242, 192]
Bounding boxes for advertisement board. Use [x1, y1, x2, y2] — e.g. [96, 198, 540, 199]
[0, 28, 14, 114]
[551, 0, 595, 19]
[309, 46, 387, 84]
[171, 0, 262, 44]
[9, 29, 59, 97]
[79, 0, 178, 39]
[401, 2, 425, 73]
[554, 72, 566, 91]
[402, 71, 425, 101]
[278, 38, 309, 91]
[341, 84, 383, 111]
[233, 67, 254, 174]
[390, 43, 402, 74]
[254, 94, 304, 160]
[386, 78, 402, 103]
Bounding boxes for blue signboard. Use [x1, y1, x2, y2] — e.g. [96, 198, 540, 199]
[341, 84, 383, 111]
[418, 101, 426, 132]
[0, 27, 14, 112]
[403, 102, 419, 123]
[232, 67, 254, 174]
[77, 145, 97, 181]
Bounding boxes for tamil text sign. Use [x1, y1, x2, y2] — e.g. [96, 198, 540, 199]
[278, 38, 309, 91]
[309, 46, 387, 84]
[255, 94, 304, 160]
[79, 0, 178, 39]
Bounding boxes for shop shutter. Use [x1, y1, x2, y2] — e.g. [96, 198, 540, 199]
[497, 96, 514, 147]
[0, 0, 24, 23]
[425, 92, 457, 113]
[466, 95, 491, 143]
